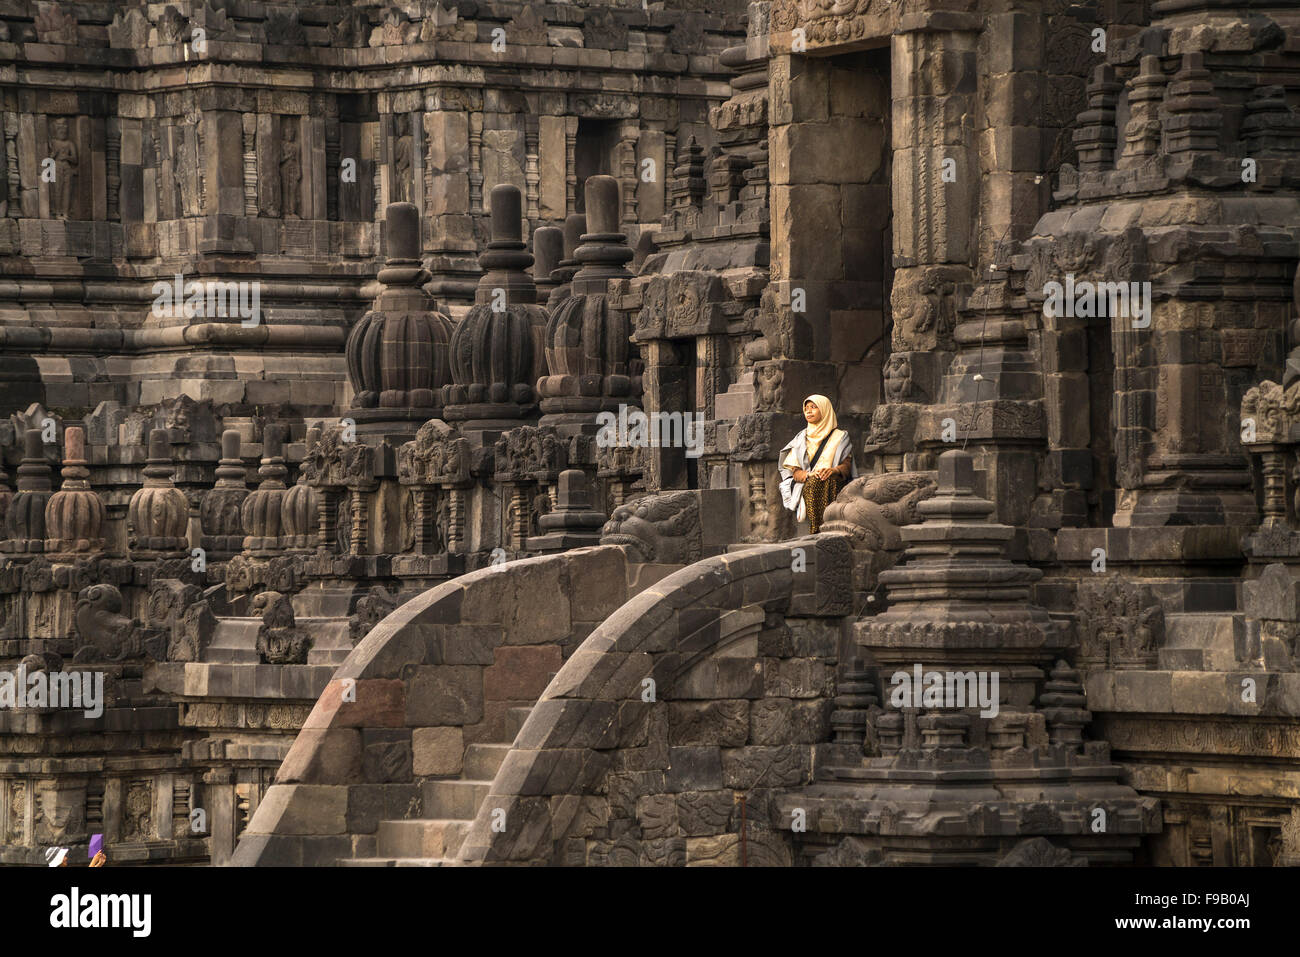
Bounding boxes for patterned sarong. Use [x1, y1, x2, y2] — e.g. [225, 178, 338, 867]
[802, 471, 846, 534]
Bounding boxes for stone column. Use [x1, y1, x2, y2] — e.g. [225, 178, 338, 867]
[242, 113, 258, 217]
[348, 485, 367, 557]
[446, 485, 466, 553]
[532, 225, 563, 305]
[525, 117, 540, 223]
[469, 113, 484, 215]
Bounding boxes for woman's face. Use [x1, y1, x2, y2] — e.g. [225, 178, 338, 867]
[804, 402, 820, 425]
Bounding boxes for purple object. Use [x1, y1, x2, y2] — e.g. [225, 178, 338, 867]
[88, 834, 103, 858]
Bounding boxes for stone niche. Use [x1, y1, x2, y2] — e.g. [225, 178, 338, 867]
[768, 48, 890, 409]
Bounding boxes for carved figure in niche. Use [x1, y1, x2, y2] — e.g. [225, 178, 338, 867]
[348, 585, 399, 645]
[531, 491, 551, 537]
[756, 364, 784, 411]
[48, 117, 78, 220]
[280, 121, 302, 219]
[1076, 578, 1164, 670]
[883, 354, 914, 403]
[778, 395, 858, 534]
[157, 5, 186, 45]
[335, 498, 351, 552]
[72, 583, 162, 662]
[393, 114, 413, 205]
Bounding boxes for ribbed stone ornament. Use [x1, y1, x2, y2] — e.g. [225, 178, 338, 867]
[128, 429, 189, 554]
[241, 425, 288, 555]
[442, 185, 549, 426]
[45, 426, 106, 555]
[346, 203, 455, 425]
[281, 427, 320, 549]
[3, 429, 54, 553]
[538, 175, 635, 428]
[200, 429, 250, 554]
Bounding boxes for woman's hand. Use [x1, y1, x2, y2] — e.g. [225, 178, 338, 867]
[815, 467, 833, 481]
[793, 468, 806, 482]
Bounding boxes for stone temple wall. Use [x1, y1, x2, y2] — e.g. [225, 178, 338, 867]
[6, 0, 1300, 869]
[0, 0, 742, 428]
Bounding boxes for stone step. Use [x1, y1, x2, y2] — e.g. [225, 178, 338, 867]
[301, 617, 355, 666]
[1159, 649, 1207, 670]
[204, 615, 354, 666]
[375, 818, 470, 859]
[714, 371, 756, 420]
[1159, 612, 1246, 671]
[292, 583, 367, 619]
[339, 856, 450, 867]
[422, 779, 491, 820]
[464, 742, 511, 780]
[506, 706, 533, 741]
[204, 618, 260, 663]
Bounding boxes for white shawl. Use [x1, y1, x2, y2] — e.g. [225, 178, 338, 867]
[777, 430, 857, 523]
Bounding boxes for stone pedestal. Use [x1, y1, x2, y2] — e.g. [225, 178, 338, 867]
[528, 469, 607, 551]
[784, 451, 1160, 864]
[442, 185, 549, 428]
[346, 203, 455, 442]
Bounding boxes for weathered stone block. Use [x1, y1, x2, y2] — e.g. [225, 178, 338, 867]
[404, 666, 484, 726]
[635, 792, 678, 840]
[483, 644, 563, 701]
[252, 784, 348, 835]
[665, 746, 724, 791]
[306, 679, 406, 729]
[274, 728, 361, 785]
[1245, 564, 1300, 621]
[676, 789, 734, 836]
[721, 745, 809, 789]
[668, 700, 749, 746]
[361, 728, 413, 783]
[412, 725, 464, 777]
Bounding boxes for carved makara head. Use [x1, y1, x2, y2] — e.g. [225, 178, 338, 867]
[600, 490, 702, 565]
[821, 472, 937, 550]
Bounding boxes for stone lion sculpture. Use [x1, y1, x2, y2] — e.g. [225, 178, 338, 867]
[253, 590, 311, 664]
[820, 472, 937, 550]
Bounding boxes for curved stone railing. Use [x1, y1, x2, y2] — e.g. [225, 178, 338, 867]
[230, 545, 632, 866]
[453, 534, 853, 866]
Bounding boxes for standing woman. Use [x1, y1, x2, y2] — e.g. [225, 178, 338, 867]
[778, 394, 858, 534]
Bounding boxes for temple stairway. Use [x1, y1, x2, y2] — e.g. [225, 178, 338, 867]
[340, 706, 535, 866]
[201, 582, 361, 667]
[203, 616, 353, 666]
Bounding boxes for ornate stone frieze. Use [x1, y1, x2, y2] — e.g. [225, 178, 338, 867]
[1075, 578, 1164, 671]
[302, 426, 377, 489]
